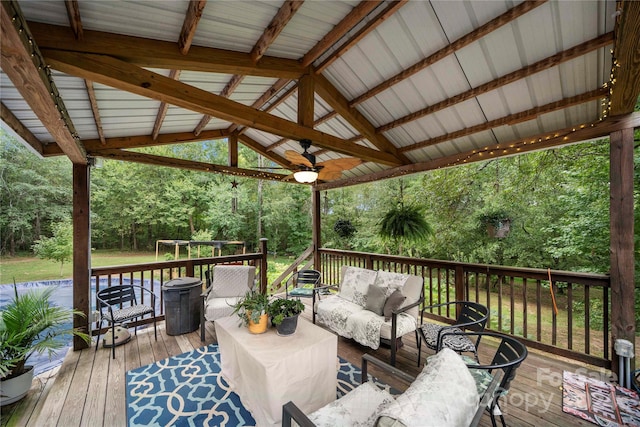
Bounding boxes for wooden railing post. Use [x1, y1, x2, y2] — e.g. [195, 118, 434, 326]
[455, 265, 465, 301]
[259, 238, 268, 294]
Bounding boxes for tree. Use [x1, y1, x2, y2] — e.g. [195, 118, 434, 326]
[32, 219, 73, 276]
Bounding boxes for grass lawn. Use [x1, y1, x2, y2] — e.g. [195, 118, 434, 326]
[0, 250, 159, 285]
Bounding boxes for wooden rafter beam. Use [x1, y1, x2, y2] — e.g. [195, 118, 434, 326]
[178, 0, 206, 55]
[97, 149, 293, 183]
[1, 2, 86, 163]
[609, 0, 640, 116]
[226, 1, 380, 139]
[237, 134, 291, 169]
[318, 112, 640, 190]
[350, 0, 547, 106]
[42, 128, 229, 156]
[44, 51, 402, 166]
[194, 1, 303, 136]
[301, 0, 381, 67]
[153, 1, 205, 139]
[313, 73, 410, 163]
[0, 101, 44, 155]
[315, 1, 408, 73]
[378, 32, 614, 132]
[399, 88, 608, 153]
[28, 22, 305, 79]
[84, 80, 106, 144]
[251, 0, 304, 63]
[64, 0, 82, 40]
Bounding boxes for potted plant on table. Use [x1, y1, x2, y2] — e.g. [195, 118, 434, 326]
[0, 284, 91, 406]
[231, 290, 270, 334]
[268, 298, 305, 336]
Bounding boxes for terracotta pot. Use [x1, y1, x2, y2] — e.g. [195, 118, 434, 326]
[247, 313, 268, 334]
[0, 365, 34, 406]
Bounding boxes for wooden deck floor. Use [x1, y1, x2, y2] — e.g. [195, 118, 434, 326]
[2, 307, 604, 427]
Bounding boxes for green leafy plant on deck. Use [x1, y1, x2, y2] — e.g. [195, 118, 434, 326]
[0, 283, 91, 380]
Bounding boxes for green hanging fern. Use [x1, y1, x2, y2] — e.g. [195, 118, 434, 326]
[379, 205, 433, 244]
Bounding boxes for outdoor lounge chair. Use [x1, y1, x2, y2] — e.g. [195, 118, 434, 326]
[417, 301, 488, 364]
[285, 269, 321, 322]
[200, 265, 256, 341]
[443, 331, 528, 427]
[95, 284, 157, 359]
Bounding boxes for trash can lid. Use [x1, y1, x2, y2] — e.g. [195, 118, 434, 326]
[163, 277, 202, 289]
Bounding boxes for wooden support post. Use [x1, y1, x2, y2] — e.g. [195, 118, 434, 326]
[610, 127, 635, 376]
[72, 163, 90, 350]
[312, 188, 321, 271]
[228, 132, 238, 167]
[259, 238, 268, 294]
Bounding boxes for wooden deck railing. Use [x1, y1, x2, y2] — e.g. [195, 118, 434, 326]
[318, 248, 611, 368]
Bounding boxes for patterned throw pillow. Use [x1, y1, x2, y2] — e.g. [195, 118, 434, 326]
[338, 267, 377, 307]
[374, 270, 408, 296]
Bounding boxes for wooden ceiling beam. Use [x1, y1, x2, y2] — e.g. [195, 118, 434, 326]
[400, 88, 608, 153]
[350, 0, 547, 106]
[1, 2, 86, 164]
[84, 80, 106, 144]
[29, 22, 305, 79]
[609, 0, 640, 116]
[226, 78, 291, 135]
[44, 51, 401, 166]
[378, 32, 614, 132]
[318, 112, 640, 190]
[96, 149, 293, 183]
[43, 128, 229, 156]
[0, 101, 44, 155]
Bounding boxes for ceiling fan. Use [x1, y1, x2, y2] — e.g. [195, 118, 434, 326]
[284, 139, 362, 183]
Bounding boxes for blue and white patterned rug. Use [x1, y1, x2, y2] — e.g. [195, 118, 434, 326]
[126, 344, 395, 427]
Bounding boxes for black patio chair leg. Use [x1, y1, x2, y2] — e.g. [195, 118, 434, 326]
[111, 323, 116, 359]
[94, 320, 102, 353]
[153, 317, 157, 341]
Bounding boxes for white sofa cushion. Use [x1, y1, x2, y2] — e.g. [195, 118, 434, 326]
[307, 381, 394, 427]
[204, 296, 241, 322]
[338, 266, 377, 307]
[375, 348, 479, 427]
[315, 294, 363, 339]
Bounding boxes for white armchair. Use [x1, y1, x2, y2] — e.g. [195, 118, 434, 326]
[200, 265, 256, 341]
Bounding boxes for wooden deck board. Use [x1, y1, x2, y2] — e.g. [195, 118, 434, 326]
[2, 313, 617, 427]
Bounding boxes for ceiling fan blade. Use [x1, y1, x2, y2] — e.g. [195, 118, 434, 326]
[285, 150, 313, 167]
[318, 168, 344, 181]
[317, 158, 362, 172]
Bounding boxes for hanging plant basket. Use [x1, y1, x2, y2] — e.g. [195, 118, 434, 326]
[486, 219, 511, 238]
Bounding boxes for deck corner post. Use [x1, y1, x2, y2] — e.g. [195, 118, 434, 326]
[73, 162, 91, 350]
[259, 238, 268, 294]
[609, 127, 635, 378]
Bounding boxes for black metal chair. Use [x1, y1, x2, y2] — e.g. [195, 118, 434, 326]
[285, 269, 321, 322]
[417, 301, 488, 364]
[442, 331, 528, 427]
[95, 284, 157, 359]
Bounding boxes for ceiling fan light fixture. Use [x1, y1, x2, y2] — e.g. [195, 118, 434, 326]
[293, 169, 318, 183]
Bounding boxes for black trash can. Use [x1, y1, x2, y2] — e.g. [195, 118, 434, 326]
[162, 277, 202, 336]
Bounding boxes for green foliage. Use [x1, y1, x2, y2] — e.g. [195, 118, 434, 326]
[333, 219, 356, 239]
[231, 290, 270, 325]
[268, 298, 304, 325]
[0, 284, 91, 379]
[379, 204, 433, 255]
[32, 219, 73, 276]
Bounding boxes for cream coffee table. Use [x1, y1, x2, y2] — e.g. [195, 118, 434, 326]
[215, 315, 338, 426]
